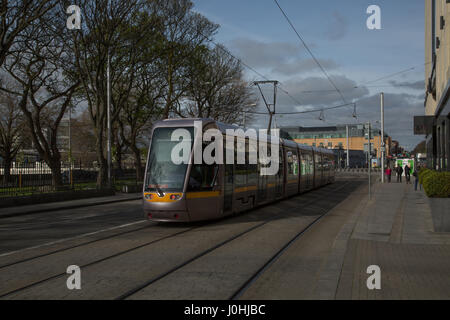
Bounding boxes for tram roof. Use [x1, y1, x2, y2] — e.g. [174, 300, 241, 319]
[153, 118, 333, 154]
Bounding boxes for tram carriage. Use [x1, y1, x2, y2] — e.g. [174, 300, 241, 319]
[143, 118, 336, 222]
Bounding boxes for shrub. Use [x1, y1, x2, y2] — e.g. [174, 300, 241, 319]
[418, 168, 432, 184]
[422, 170, 450, 198]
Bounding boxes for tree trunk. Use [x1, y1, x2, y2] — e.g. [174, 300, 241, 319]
[94, 125, 109, 188]
[115, 144, 123, 174]
[2, 157, 12, 186]
[96, 152, 109, 189]
[48, 159, 63, 188]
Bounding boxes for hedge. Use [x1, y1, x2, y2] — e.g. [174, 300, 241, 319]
[420, 169, 450, 198]
[418, 168, 432, 184]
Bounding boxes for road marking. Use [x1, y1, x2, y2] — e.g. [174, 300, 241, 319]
[0, 220, 147, 258]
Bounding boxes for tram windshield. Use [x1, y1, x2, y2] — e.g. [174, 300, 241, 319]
[145, 127, 194, 193]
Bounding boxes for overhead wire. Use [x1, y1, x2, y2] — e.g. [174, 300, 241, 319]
[272, 0, 347, 104]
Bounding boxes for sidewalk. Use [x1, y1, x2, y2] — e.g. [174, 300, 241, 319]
[0, 193, 141, 219]
[331, 181, 450, 299]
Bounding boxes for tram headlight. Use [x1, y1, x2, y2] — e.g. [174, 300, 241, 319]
[144, 193, 154, 200]
[170, 194, 181, 201]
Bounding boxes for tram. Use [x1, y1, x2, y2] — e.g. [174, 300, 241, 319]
[143, 118, 335, 222]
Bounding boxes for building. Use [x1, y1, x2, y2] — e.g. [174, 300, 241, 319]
[280, 124, 392, 160]
[421, 0, 450, 170]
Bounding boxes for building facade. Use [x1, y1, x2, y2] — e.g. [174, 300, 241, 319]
[280, 124, 392, 160]
[423, 0, 450, 170]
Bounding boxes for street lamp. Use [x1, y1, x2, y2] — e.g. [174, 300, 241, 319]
[380, 93, 385, 183]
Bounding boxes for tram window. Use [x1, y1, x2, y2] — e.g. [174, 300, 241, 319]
[235, 138, 246, 186]
[286, 149, 298, 177]
[248, 139, 258, 186]
[300, 153, 307, 175]
[188, 163, 218, 191]
[278, 146, 283, 177]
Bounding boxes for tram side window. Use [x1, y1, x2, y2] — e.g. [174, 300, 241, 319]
[300, 153, 307, 176]
[308, 153, 313, 174]
[188, 163, 218, 191]
[248, 139, 258, 186]
[286, 149, 298, 178]
[235, 138, 245, 186]
[278, 146, 284, 178]
[188, 142, 218, 191]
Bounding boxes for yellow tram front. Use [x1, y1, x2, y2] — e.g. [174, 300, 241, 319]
[143, 120, 222, 222]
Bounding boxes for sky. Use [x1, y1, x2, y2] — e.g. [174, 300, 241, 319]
[192, 0, 426, 150]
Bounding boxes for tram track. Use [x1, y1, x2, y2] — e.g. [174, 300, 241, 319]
[0, 222, 153, 269]
[117, 181, 354, 300]
[0, 226, 197, 298]
[229, 200, 337, 300]
[0, 181, 357, 299]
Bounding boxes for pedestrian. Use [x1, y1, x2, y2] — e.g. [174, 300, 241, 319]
[405, 164, 410, 184]
[396, 165, 403, 183]
[413, 167, 420, 191]
[385, 166, 392, 183]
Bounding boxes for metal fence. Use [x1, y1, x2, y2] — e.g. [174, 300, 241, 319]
[0, 161, 141, 198]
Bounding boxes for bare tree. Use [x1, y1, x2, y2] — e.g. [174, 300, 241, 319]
[67, 0, 141, 187]
[118, 68, 165, 182]
[151, 0, 218, 118]
[1, 5, 79, 187]
[0, 0, 56, 68]
[67, 109, 97, 165]
[182, 45, 257, 124]
[0, 90, 24, 184]
[111, 10, 166, 182]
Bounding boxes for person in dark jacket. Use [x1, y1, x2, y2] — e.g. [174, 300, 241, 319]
[413, 167, 420, 191]
[396, 165, 403, 183]
[404, 165, 410, 184]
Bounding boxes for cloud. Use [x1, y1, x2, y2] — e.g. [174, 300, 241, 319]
[388, 80, 424, 90]
[275, 75, 369, 109]
[272, 58, 338, 76]
[325, 11, 348, 40]
[249, 80, 425, 149]
[230, 38, 335, 76]
[230, 38, 301, 67]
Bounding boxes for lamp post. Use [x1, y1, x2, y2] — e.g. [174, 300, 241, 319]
[106, 0, 112, 188]
[346, 124, 349, 168]
[380, 92, 385, 183]
[107, 52, 111, 188]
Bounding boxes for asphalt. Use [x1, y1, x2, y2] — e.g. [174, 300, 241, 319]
[0, 179, 448, 299]
[0, 182, 359, 299]
[0, 195, 144, 254]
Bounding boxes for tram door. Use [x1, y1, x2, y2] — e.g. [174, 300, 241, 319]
[223, 135, 234, 213]
[275, 146, 284, 198]
[257, 163, 268, 204]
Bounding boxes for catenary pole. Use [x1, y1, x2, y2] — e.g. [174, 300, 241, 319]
[381, 92, 385, 183]
[346, 124, 349, 168]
